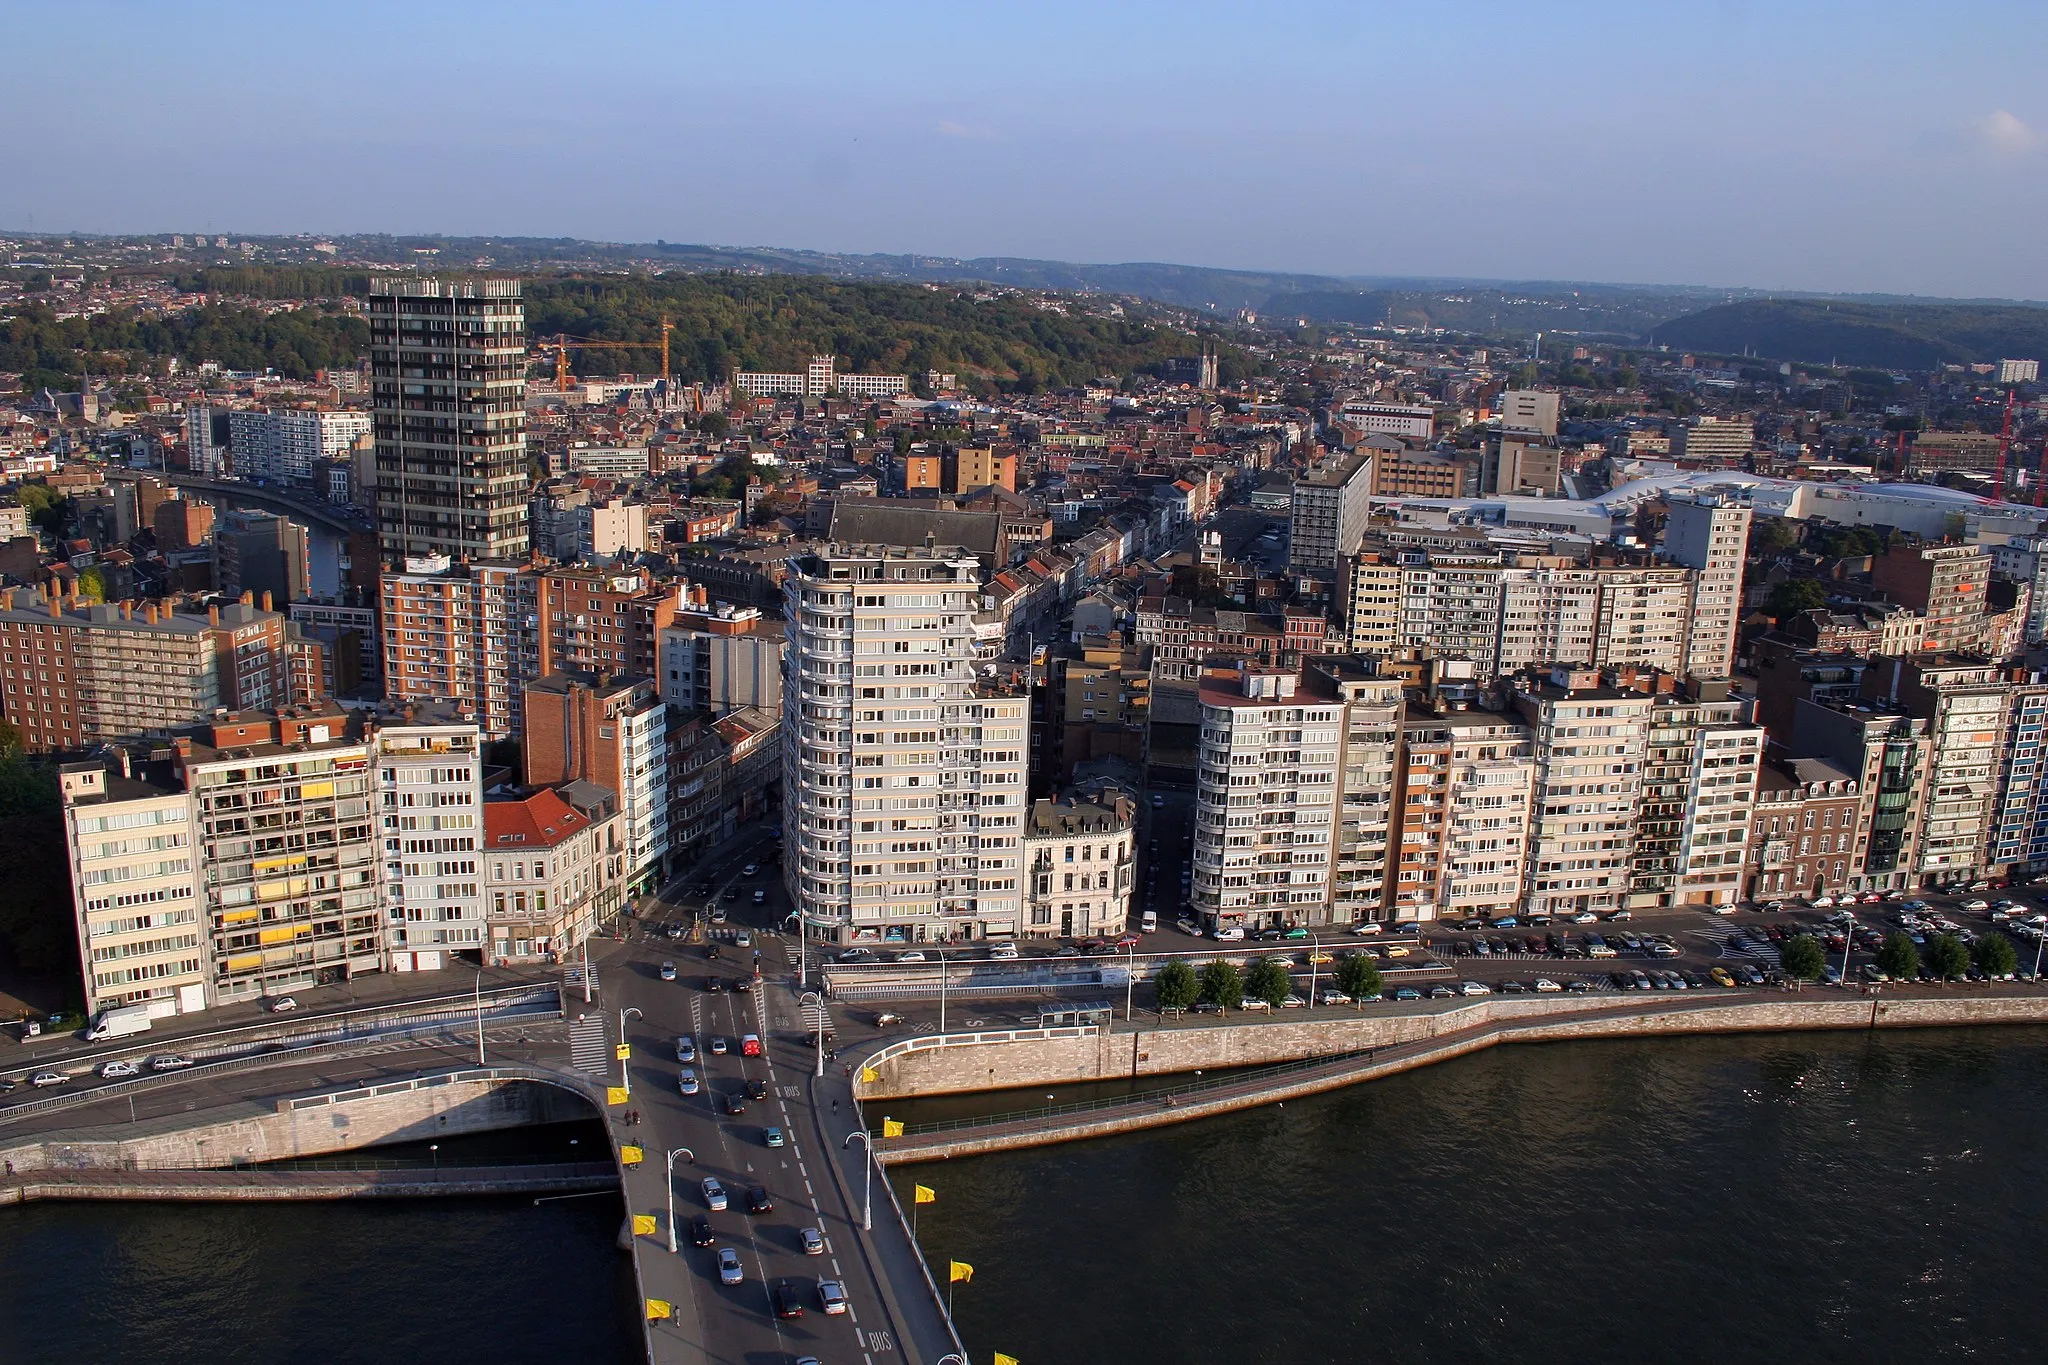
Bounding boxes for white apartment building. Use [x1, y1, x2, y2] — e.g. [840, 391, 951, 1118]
[736, 355, 909, 399]
[1024, 792, 1136, 938]
[1344, 554, 1403, 655]
[1670, 416, 1755, 463]
[570, 498, 649, 560]
[228, 408, 371, 485]
[1336, 400, 1435, 440]
[374, 712, 486, 970]
[1661, 496, 1751, 679]
[1192, 659, 1401, 931]
[783, 544, 1028, 944]
[1288, 452, 1374, 573]
[1497, 389, 1561, 436]
[1629, 684, 1762, 908]
[1999, 359, 2039, 385]
[1496, 568, 1604, 675]
[1399, 557, 1507, 665]
[1512, 668, 1654, 918]
[185, 404, 227, 477]
[659, 602, 785, 716]
[1436, 713, 1538, 920]
[60, 757, 207, 1018]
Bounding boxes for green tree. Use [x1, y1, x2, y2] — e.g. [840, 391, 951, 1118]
[1748, 517, 1802, 557]
[1244, 956, 1291, 1008]
[1198, 959, 1244, 1010]
[1334, 952, 1383, 1001]
[1926, 932, 1971, 982]
[73, 567, 106, 604]
[1973, 932, 2019, 980]
[1153, 958, 1198, 1012]
[1875, 931, 1920, 981]
[1780, 934, 1826, 982]
[696, 412, 730, 441]
[1766, 578, 1829, 620]
[17, 484, 69, 538]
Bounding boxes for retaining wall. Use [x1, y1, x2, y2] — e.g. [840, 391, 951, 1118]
[0, 1075, 595, 1176]
[857, 991, 2048, 1101]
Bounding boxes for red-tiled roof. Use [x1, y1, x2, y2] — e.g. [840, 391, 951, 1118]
[484, 787, 590, 848]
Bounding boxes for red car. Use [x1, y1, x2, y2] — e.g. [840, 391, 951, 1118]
[1113, 932, 1143, 948]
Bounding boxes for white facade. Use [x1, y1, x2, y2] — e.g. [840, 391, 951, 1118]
[61, 763, 207, 1018]
[1438, 719, 1538, 919]
[619, 694, 670, 893]
[1024, 794, 1135, 938]
[782, 544, 1027, 943]
[1337, 400, 1434, 440]
[228, 408, 371, 485]
[185, 405, 226, 477]
[1497, 390, 1560, 437]
[1514, 674, 1653, 917]
[375, 719, 486, 967]
[1999, 359, 2039, 384]
[735, 355, 909, 399]
[1661, 496, 1751, 678]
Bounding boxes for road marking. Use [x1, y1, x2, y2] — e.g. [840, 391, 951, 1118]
[868, 1329, 895, 1351]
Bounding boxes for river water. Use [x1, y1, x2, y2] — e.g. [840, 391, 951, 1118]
[4, 1030, 2045, 1364]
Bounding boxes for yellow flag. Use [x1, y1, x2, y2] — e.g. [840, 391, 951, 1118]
[606, 1086, 629, 1106]
[615, 1043, 632, 1061]
[913, 1184, 936, 1205]
[995, 1355, 1019, 1365]
[620, 1145, 644, 1166]
[645, 1299, 673, 1321]
[949, 1260, 974, 1283]
[882, 1118, 905, 1138]
[860, 1065, 880, 1083]
[632, 1214, 658, 1236]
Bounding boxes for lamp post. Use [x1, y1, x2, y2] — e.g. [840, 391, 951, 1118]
[618, 1006, 642, 1097]
[473, 968, 486, 1067]
[2032, 923, 2045, 983]
[842, 1130, 874, 1231]
[665, 1146, 695, 1253]
[1307, 933, 1320, 1008]
[429, 1142, 439, 1182]
[800, 991, 826, 1078]
[937, 944, 949, 1034]
[1839, 913, 1856, 988]
[1124, 941, 1136, 1021]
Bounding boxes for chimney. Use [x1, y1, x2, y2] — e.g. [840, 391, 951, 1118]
[119, 600, 131, 620]
[144, 603, 159, 624]
[261, 591, 273, 613]
[209, 605, 221, 627]
[240, 591, 254, 607]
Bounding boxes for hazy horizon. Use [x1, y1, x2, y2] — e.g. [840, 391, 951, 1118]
[7, 1, 2047, 300]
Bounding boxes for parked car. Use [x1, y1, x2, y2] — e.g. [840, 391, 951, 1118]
[1392, 986, 1422, 1001]
[1458, 980, 1491, 996]
[268, 996, 299, 1013]
[989, 943, 1020, 960]
[1533, 978, 1563, 993]
[1316, 990, 1352, 1006]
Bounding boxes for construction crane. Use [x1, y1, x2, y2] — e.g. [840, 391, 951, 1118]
[542, 316, 675, 393]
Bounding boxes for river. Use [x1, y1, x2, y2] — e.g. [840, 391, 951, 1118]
[3, 1030, 2044, 1363]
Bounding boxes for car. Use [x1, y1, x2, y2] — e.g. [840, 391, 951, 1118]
[1190, 1001, 1223, 1014]
[989, 943, 1020, 960]
[1351, 921, 1383, 935]
[1963, 899, 1990, 912]
[801, 1226, 826, 1256]
[29, 1070, 67, 1087]
[1533, 978, 1562, 992]
[1712, 903, 1741, 915]
[725, 1092, 748, 1116]
[1384, 944, 1411, 958]
[676, 1036, 697, 1063]
[1710, 966, 1737, 987]
[1566, 978, 1594, 992]
[706, 975, 726, 993]
[1280, 994, 1307, 1008]
[762, 1125, 786, 1150]
[1491, 916, 1520, 929]
[1151, 795, 1165, 808]
[1316, 990, 1352, 1006]
[1470, 939, 1491, 957]
[1739, 964, 1767, 986]
[839, 946, 874, 962]
[1862, 963, 1890, 983]
[95, 1056, 142, 1079]
[667, 920, 689, 937]
[149, 1054, 193, 1072]
[678, 1068, 701, 1095]
[723, 886, 740, 901]
[1428, 984, 1456, 999]
[1572, 911, 1599, 923]
[746, 1184, 774, 1214]
[741, 1033, 762, 1056]
[1303, 950, 1334, 965]
[752, 890, 767, 905]
[742, 863, 759, 877]
[1392, 986, 1422, 1001]
[1620, 933, 1643, 951]
[660, 961, 678, 982]
[1811, 896, 1837, 909]
[706, 942, 723, 960]
[1650, 941, 1682, 958]
[690, 1215, 715, 1247]
[710, 1036, 729, 1055]
[1498, 979, 1527, 994]
[774, 1280, 806, 1319]
[748, 1077, 770, 1100]
[1458, 980, 1491, 996]
[1211, 926, 1245, 942]
[268, 996, 299, 1013]
[701, 1176, 729, 1211]
[734, 975, 754, 994]
[1452, 940, 1474, 957]
[1114, 932, 1143, 948]
[819, 1279, 849, 1315]
[717, 1247, 743, 1285]
[1629, 970, 1653, 990]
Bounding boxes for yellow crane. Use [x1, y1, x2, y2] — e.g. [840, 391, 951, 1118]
[543, 316, 675, 392]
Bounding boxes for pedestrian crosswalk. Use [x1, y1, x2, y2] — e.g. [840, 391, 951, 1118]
[568, 1013, 611, 1076]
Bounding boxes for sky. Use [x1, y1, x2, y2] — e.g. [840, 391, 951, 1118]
[7, 0, 2048, 299]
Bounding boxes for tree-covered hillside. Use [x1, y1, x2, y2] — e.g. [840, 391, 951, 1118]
[1650, 298, 2048, 369]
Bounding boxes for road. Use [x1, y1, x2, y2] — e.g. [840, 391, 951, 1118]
[605, 824, 962, 1365]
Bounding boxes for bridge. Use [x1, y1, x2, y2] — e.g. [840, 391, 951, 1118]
[108, 469, 371, 536]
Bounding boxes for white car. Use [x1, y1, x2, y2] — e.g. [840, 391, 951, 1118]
[1571, 911, 1599, 924]
[742, 863, 759, 877]
[718, 1247, 744, 1285]
[659, 961, 678, 982]
[149, 1054, 193, 1072]
[675, 1036, 697, 1064]
[1811, 896, 1836, 909]
[818, 1279, 849, 1315]
[1211, 926, 1246, 942]
[100, 1058, 140, 1078]
[701, 1176, 728, 1211]
[268, 996, 299, 1013]
[1962, 899, 1990, 912]
[678, 1068, 700, 1095]
[1350, 921, 1383, 935]
[988, 943, 1019, 960]
[897, 951, 928, 963]
[1316, 990, 1352, 1006]
[1533, 978, 1563, 993]
[1712, 903, 1740, 915]
[29, 1070, 67, 1087]
[1458, 980, 1492, 996]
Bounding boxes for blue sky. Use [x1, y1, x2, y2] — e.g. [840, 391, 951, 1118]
[7, 0, 2048, 297]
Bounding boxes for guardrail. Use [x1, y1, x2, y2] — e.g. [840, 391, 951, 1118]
[3, 981, 559, 1081]
[861, 1025, 1100, 1075]
[0, 993, 562, 1128]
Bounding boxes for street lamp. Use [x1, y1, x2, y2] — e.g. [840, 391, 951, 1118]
[1124, 940, 1136, 1021]
[842, 1130, 875, 1231]
[937, 944, 949, 1034]
[473, 968, 486, 1067]
[618, 1006, 642, 1097]
[800, 991, 826, 1078]
[1839, 913, 1856, 988]
[429, 1143, 439, 1181]
[665, 1146, 695, 1253]
[1306, 932, 1320, 1008]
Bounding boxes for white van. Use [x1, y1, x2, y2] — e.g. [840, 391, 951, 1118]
[1139, 910, 1159, 934]
[1211, 925, 1245, 942]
